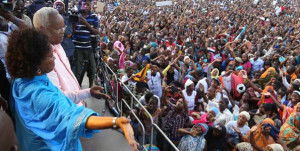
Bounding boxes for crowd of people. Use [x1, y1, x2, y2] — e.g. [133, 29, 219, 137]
[1, 0, 300, 151]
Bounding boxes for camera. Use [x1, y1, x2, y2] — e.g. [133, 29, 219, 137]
[0, 0, 14, 12]
[69, 9, 85, 22]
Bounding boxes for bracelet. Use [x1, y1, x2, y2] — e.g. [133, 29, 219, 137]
[112, 117, 117, 128]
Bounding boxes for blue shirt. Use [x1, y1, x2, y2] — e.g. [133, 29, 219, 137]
[72, 12, 99, 49]
[11, 74, 99, 151]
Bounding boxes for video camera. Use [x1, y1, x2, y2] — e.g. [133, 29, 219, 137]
[0, 0, 14, 12]
[69, 9, 85, 23]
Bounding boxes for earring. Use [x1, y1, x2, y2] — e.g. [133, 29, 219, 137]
[37, 68, 41, 74]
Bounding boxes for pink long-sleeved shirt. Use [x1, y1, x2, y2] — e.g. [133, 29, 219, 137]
[47, 44, 90, 106]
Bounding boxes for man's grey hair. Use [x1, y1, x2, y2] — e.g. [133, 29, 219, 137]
[33, 7, 59, 28]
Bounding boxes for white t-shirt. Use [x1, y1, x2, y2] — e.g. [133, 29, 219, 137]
[226, 121, 250, 136]
[222, 74, 232, 92]
[147, 71, 162, 97]
[215, 108, 234, 125]
[183, 90, 197, 111]
[121, 74, 136, 92]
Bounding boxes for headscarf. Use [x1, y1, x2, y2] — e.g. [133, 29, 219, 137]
[258, 86, 275, 106]
[178, 123, 209, 151]
[279, 103, 300, 146]
[240, 111, 250, 121]
[192, 108, 219, 126]
[260, 67, 277, 78]
[211, 68, 219, 79]
[259, 67, 277, 87]
[266, 144, 284, 151]
[194, 123, 209, 150]
[209, 107, 220, 117]
[245, 118, 276, 150]
[53, 0, 65, 12]
[184, 79, 194, 90]
[236, 142, 253, 151]
[113, 41, 124, 55]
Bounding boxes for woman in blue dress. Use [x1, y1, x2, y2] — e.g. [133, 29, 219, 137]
[5, 28, 138, 151]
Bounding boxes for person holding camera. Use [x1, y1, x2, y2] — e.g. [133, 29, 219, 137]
[73, 0, 100, 88]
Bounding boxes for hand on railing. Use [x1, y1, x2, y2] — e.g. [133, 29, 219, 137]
[117, 117, 140, 150]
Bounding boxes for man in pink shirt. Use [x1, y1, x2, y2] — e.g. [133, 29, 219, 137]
[33, 7, 110, 106]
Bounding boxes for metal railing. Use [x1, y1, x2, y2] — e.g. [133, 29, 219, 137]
[118, 79, 179, 151]
[104, 63, 120, 114]
[121, 99, 147, 151]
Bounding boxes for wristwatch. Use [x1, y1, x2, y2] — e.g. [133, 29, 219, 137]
[112, 117, 117, 128]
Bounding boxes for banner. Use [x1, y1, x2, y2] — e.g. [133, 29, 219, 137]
[96, 2, 105, 13]
[156, 1, 172, 7]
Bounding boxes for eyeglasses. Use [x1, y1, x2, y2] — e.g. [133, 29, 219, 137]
[58, 26, 67, 32]
[51, 26, 67, 33]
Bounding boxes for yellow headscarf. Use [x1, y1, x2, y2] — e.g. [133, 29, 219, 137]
[260, 67, 276, 78]
[211, 68, 219, 79]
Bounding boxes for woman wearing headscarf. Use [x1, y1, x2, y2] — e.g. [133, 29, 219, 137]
[259, 67, 277, 87]
[279, 103, 300, 149]
[244, 118, 277, 151]
[182, 79, 199, 111]
[6, 29, 138, 150]
[258, 86, 276, 106]
[178, 123, 209, 151]
[192, 107, 219, 126]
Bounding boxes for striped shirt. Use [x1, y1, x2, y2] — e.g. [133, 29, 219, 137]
[72, 12, 99, 49]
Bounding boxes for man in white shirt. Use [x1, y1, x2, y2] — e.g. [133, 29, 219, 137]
[147, 65, 163, 98]
[250, 51, 264, 76]
[215, 98, 233, 126]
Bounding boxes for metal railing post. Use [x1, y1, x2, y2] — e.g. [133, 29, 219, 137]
[104, 63, 121, 115]
[153, 124, 179, 151]
[130, 95, 133, 109]
[122, 99, 145, 146]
